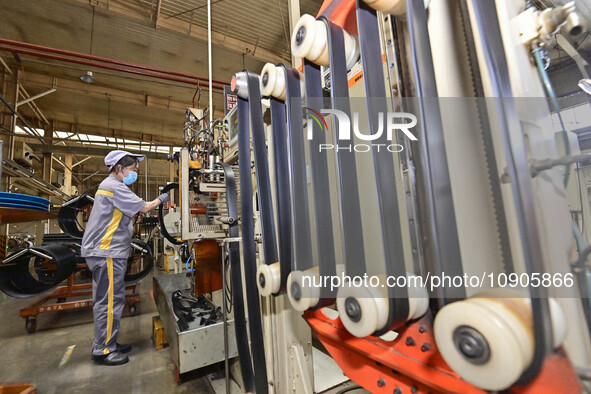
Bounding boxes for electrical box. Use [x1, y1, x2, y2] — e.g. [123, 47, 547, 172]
[13, 141, 34, 168]
[51, 171, 64, 187]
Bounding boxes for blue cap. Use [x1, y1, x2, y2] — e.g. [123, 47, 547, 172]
[104, 150, 146, 170]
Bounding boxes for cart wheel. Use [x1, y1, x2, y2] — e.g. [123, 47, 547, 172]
[57, 298, 66, 303]
[129, 304, 138, 316]
[25, 317, 37, 333]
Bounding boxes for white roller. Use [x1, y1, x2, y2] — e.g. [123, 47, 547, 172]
[336, 284, 388, 338]
[291, 14, 329, 67]
[363, 0, 406, 16]
[291, 14, 359, 71]
[433, 290, 567, 391]
[474, 289, 567, 348]
[260, 63, 305, 101]
[434, 297, 533, 391]
[287, 268, 320, 311]
[231, 71, 249, 99]
[260, 63, 285, 101]
[256, 262, 281, 297]
[260, 63, 278, 98]
[336, 273, 428, 338]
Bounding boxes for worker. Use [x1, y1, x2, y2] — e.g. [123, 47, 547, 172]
[81, 150, 169, 366]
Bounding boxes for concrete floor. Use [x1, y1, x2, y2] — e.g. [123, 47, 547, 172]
[0, 269, 367, 394]
[0, 271, 213, 393]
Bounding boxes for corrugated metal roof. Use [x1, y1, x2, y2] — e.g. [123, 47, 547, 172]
[131, 0, 321, 60]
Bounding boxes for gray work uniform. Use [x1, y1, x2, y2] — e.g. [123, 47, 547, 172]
[81, 174, 146, 356]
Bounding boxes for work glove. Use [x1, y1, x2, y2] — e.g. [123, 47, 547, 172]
[157, 193, 169, 205]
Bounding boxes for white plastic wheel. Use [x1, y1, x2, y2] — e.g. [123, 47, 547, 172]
[260, 63, 277, 98]
[231, 72, 249, 99]
[363, 0, 407, 16]
[260, 63, 287, 101]
[291, 14, 329, 67]
[336, 283, 388, 338]
[257, 262, 281, 297]
[336, 273, 428, 338]
[287, 268, 320, 311]
[434, 296, 535, 391]
[474, 289, 567, 348]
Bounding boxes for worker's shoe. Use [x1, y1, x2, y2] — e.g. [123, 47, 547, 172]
[116, 343, 132, 354]
[92, 351, 129, 366]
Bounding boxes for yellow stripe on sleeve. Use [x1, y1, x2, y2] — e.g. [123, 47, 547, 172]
[96, 189, 114, 197]
[99, 209, 123, 250]
[105, 257, 114, 346]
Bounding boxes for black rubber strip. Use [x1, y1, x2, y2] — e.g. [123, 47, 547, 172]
[470, 0, 551, 382]
[355, 0, 409, 333]
[236, 72, 268, 394]
[280, 65, 315, 272]
[318, 17, 367, 279]
[269, 97, 293, 292]
[58, 194, 94, 238]
[216, 162, 256, 393]
[303, 59, 338, 304]
[247, 76, 279, 270]
[0, 244, 80, 298]
[158, 182, 183, 245]
[124, 239, 154, 284]
[405, 0, 465, 304]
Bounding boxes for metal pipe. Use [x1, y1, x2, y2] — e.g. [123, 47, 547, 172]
[0, 46, 225, 91]
[208, 0, 214, 126]
[28, 249, 53, 260]
[220, 242, 230, 394]
[0, 38, 229, 86]
[1, 248, 29, 264]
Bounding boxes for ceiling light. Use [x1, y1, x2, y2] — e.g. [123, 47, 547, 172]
[578, 79, 591, 95]
[80, 71, 95, 83]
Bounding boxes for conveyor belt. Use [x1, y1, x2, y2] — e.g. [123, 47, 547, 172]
[281, 66, 315, 274]
[302, 58, 338, 305]
[469, 0, 552, 382]
[234, 71, 269, 394]
[317, 17, 366, 281]
[216, 162, 256, 393]
[269, 97, 293, 293]
[405, 0, 465, 305]
[355, 0, 408, 332]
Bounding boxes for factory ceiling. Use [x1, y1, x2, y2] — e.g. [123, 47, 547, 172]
[0, 0, 321, 190]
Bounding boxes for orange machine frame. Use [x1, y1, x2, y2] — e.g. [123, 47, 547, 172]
[303, 1, 582, 392]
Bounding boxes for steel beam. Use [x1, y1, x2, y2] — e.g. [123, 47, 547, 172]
[27, 143, 168, 160]
[16, 88, 56, 108]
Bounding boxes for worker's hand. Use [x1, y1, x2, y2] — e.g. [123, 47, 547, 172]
[157, 193, 169, 205]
